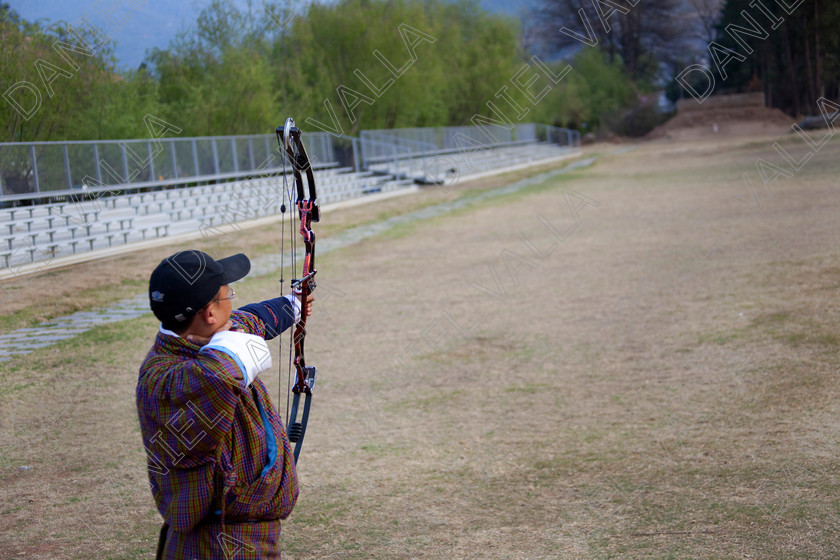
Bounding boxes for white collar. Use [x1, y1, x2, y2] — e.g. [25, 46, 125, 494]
[159, 324, 181, 338]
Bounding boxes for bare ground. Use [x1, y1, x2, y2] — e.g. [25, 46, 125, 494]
[1, 131, 840, 559]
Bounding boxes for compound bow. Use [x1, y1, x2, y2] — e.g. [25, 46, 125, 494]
[276, 118, 319, 464]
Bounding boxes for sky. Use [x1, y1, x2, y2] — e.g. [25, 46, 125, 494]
[9, 0, 536, 71]
[10, 0, 199, 69]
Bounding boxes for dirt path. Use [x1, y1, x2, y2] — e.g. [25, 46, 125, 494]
[2, 134, 840, 559]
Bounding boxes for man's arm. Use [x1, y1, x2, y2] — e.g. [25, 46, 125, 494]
[184, 293, 313, 346]
[239, 294, 300, 340]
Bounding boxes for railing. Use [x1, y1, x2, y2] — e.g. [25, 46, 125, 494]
[359, 123, 580, 172]
[1, 124, 580, 207]
[0, 132, 336, 204]
[0, 122, 583, 272]
[536, 125, 581, 148]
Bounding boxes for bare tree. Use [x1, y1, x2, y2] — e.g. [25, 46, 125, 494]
[528, 0, 696, 82]
[686, 0, 723, 45]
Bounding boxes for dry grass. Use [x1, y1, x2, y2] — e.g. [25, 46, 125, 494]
[1, 132, 840, 559]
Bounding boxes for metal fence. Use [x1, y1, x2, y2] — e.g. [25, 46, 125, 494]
[0, 132, 336, 202]
[1, 123, 580, 205]
[359, 123, 580, 169]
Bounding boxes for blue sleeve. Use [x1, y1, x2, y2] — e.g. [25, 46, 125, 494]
[238, 297, 296, 340]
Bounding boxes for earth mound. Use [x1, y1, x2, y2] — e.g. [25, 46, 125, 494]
[648, 93, 793, 141]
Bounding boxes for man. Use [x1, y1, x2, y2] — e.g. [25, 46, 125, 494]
[137, 250, 313, 559]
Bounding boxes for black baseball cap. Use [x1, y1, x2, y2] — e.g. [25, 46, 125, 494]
[149, 250, 250, 326]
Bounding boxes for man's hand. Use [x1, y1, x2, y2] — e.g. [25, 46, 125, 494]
[297, 292, 315, 317]
[186, 319, 233, 346]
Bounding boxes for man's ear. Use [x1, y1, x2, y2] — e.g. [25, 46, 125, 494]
[199, 304, 217, 326]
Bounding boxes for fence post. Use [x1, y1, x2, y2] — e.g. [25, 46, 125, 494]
[353, 138, 360, 172]
[169, 140, 178, 179]
[93, 144, 102, 183]
[211, 138, 220, 175]
[192, 139, 200, 176]
[147, 141, 156, 182]
[30, 145, 40, 193]
[63, 145, 72, 189]
[121, 142, 130, 182]
[231, 138, 238, 173]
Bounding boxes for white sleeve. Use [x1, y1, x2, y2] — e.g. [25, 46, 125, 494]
[285, 293, 302, 324]
[200, 330, 272, 387]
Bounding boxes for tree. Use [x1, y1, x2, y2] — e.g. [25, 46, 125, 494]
[686, 0, 724, 46]
[271, 0, 529, 134]
[144, 0, 280, 137]
[711, 0, 840, 116]
[529, 46, 636, 132]
[528, 0, 692, 84]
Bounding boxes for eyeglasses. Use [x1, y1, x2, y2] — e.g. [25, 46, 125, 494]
[218, 289, 236, 302]
[199, 288, 236, 312]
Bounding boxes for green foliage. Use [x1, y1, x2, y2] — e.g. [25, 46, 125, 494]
[435, 1, 528, 125]
[146, 0, 279, 136]
[274, 0, 527, 133]
[0, 4, 165, 143]
[530, 47, 636, 133]
[150, 43, 275, 137]
[0, 0, 649, 142]
[75, 68, 163, 140]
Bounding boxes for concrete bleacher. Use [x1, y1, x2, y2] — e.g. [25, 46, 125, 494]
[0, 137, 577, 273]
[367, 143, 576, 184]
[0, 166, 407, 270]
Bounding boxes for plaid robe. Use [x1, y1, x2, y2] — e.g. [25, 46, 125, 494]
[137, 308, 299, 559]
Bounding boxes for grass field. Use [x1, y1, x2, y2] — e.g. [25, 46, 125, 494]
[1, 131, 840, 559]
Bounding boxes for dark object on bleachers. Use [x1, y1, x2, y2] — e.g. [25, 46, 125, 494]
[2, 172, 35, 196]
